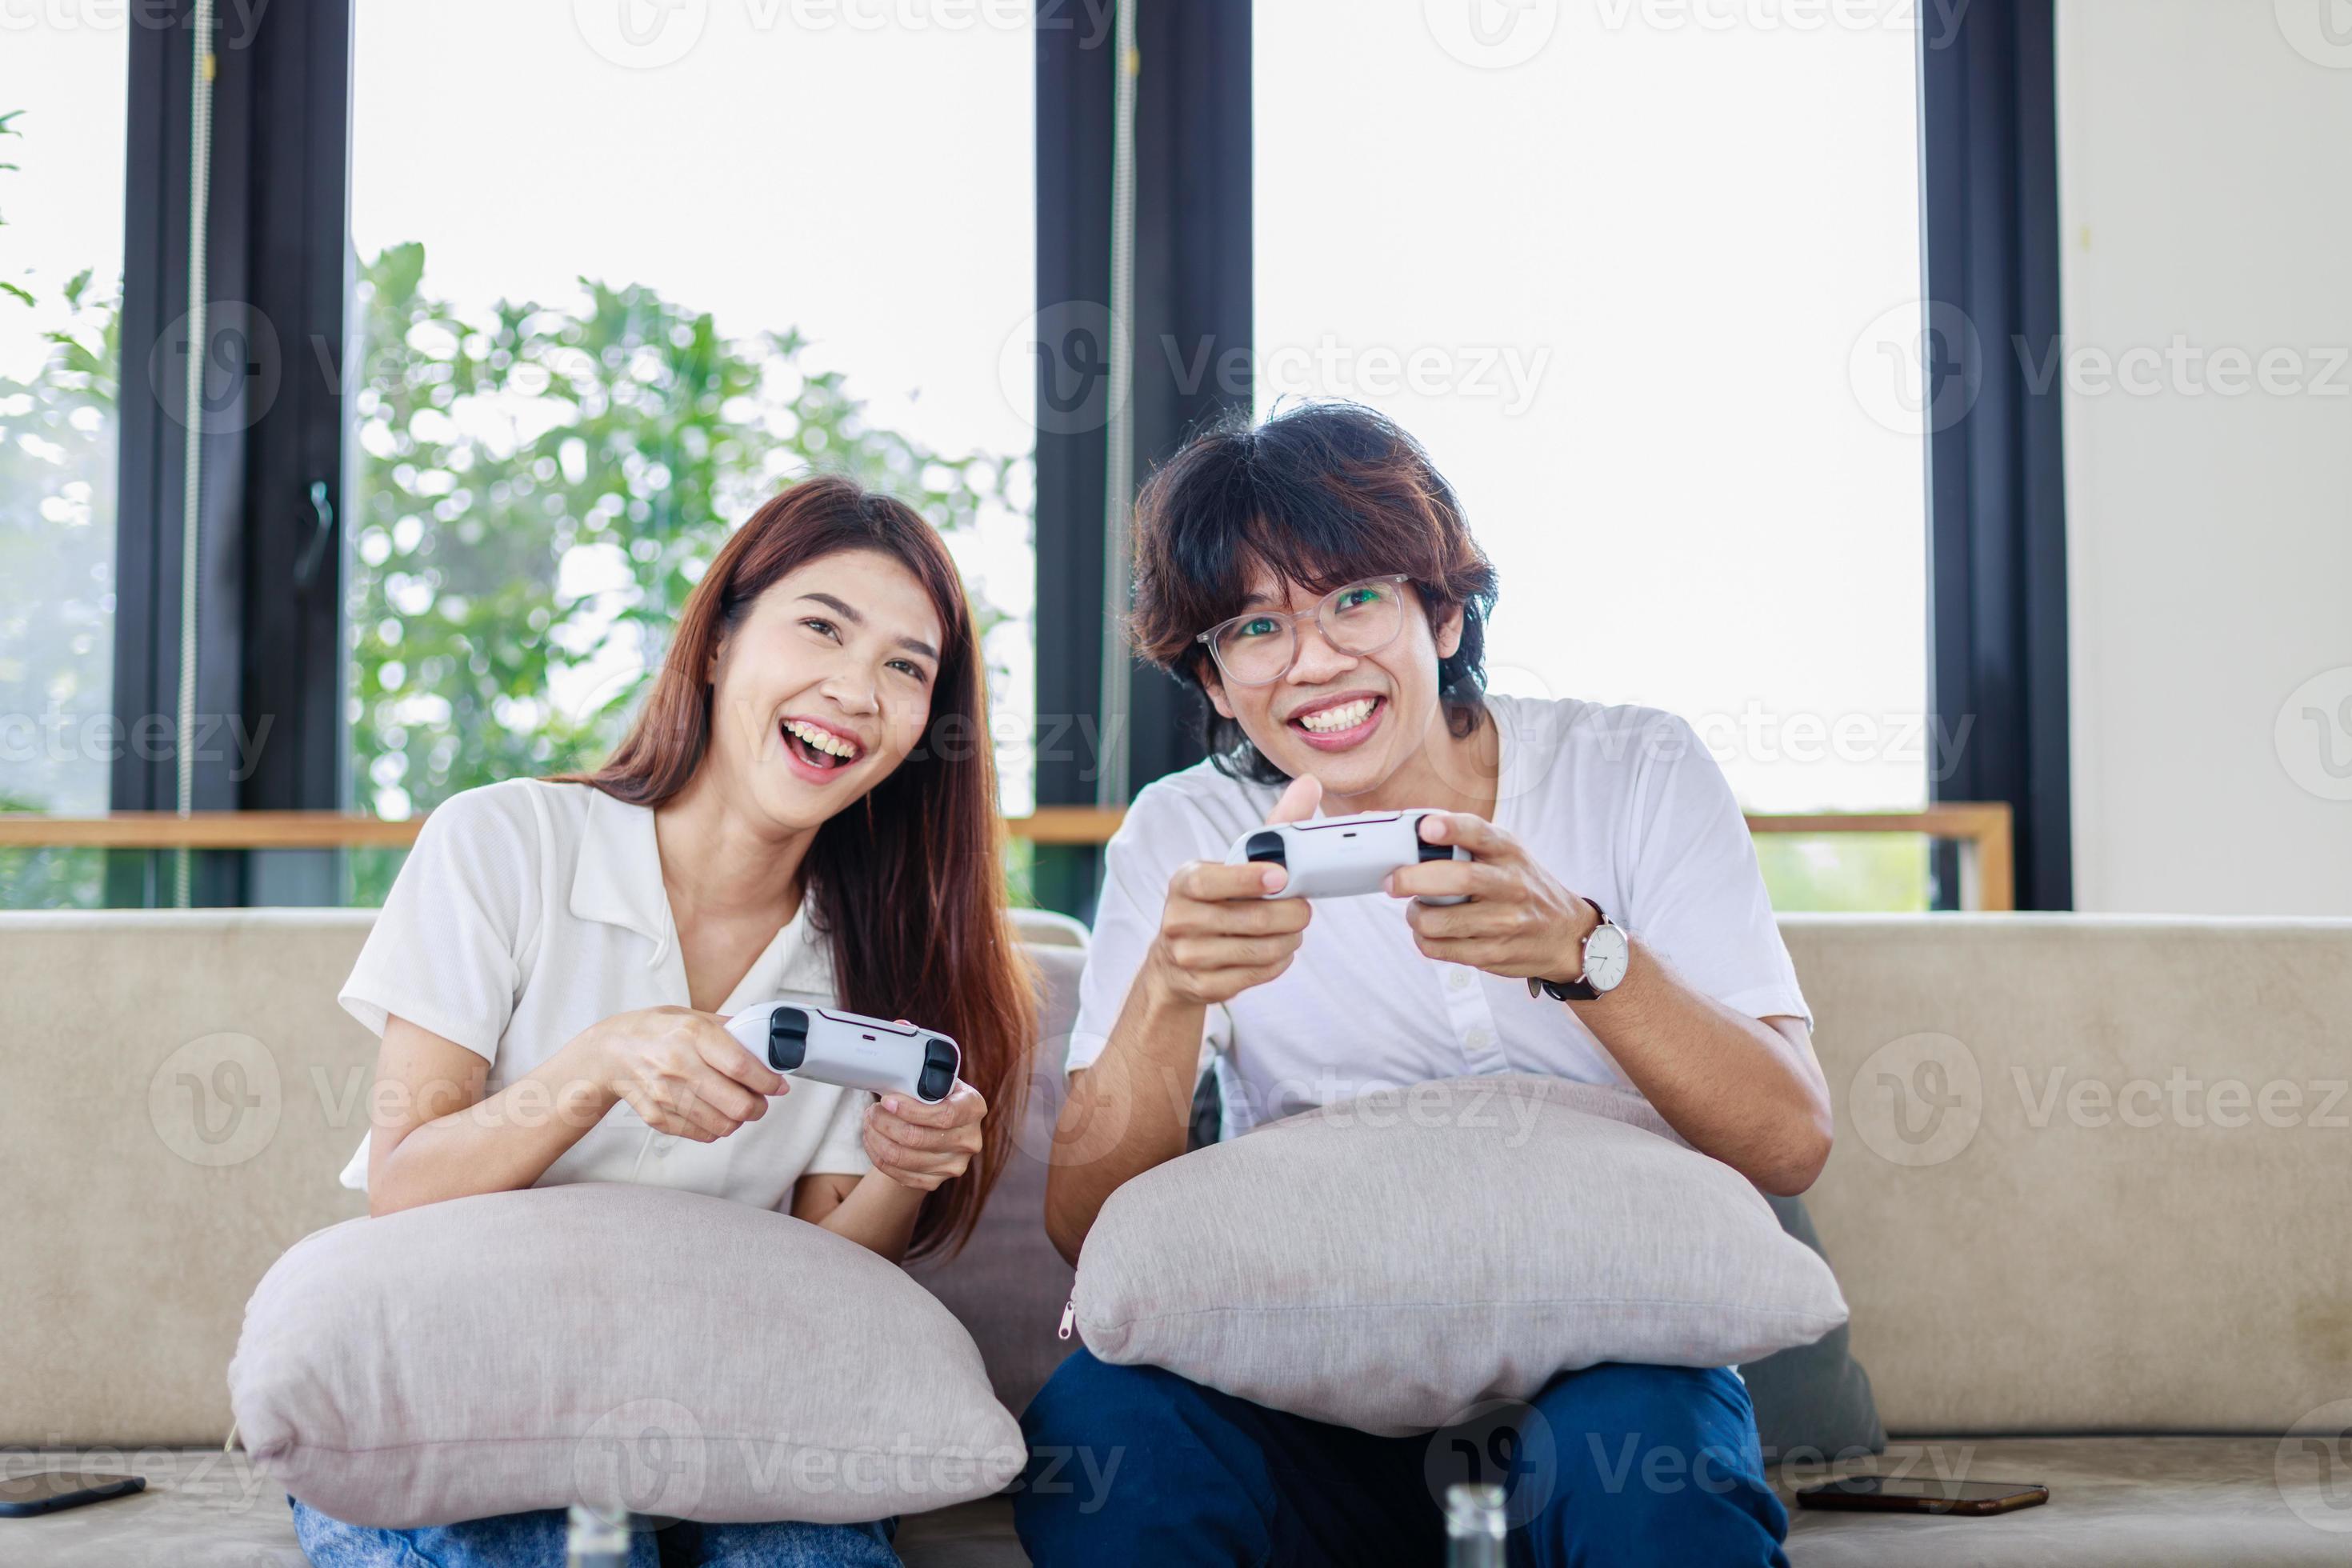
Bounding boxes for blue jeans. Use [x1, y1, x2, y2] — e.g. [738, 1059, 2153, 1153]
[1014, 1350, 1788, 1568]
[290, 1499, 898, 1567]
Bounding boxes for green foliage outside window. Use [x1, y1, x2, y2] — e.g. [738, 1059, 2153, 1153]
[344, 242, 1022, 905]
[0, 260, 116, 910]
[1752, 834, 1930, 913]
[1, 240, 1028, 909]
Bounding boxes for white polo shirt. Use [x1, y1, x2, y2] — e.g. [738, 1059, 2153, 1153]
[1068, 695, 1812, 1138]
[334, 778, 872, 1207]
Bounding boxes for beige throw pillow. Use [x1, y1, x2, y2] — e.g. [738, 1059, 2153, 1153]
[1074, 1075, 1848, 1436]
[230, 1182, 1024, 1527]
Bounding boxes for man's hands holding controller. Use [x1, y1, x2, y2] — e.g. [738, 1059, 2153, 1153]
[1144, 774, 1326, 1006]
[570, 1005, 984, 1191]
[1384, 810, 1602, 985]
[1148, 781, 1602, 1004]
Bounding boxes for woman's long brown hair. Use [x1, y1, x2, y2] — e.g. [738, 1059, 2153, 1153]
[557, 474, 1034, 1259]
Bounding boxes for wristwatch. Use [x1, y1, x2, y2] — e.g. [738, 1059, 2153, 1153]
[1527, 900, 1631, 1002]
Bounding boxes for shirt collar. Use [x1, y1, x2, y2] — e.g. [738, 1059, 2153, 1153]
[570, 786, 676, 964]
[567, 786, 830, 996]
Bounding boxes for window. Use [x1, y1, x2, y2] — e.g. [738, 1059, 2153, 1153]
[342, 2, 1034, 898]
[1255, 3, 1929, 908]
[0, 27, 128, 907]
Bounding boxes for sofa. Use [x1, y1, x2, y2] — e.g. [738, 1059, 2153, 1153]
[3, 908, 2348, 1566]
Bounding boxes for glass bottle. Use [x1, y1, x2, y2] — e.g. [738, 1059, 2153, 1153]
[566, 1501, 630, 1568]
[1446, 1482, 1507, 1568]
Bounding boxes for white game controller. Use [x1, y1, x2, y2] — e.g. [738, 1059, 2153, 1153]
[1224, 810, 1470, 905]
[725, 1004, 962, 1105]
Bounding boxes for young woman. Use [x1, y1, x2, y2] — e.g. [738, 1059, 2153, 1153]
[296, 476, 1035, 1568]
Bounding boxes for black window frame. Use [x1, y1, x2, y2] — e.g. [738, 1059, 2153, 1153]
[1031, 0, 1252, 918]
[110, 0, 352, 906]
[1919, 0, 2074, 911]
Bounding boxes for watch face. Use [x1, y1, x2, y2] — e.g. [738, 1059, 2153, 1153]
[1585, 923, 1630, 991]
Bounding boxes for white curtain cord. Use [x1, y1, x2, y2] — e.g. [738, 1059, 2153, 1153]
[174, 0, 218, 908]
[1094, 0, 1139, 809]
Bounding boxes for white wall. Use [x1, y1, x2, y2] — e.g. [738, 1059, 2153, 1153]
[2058, 0, 2352, 914]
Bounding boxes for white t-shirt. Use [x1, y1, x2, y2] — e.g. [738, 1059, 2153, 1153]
[334, 778, 872, 1207]
[1068, 695, 1812, 1138]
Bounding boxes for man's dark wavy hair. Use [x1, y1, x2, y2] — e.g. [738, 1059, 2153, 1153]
[1128, 402, 1501, 785]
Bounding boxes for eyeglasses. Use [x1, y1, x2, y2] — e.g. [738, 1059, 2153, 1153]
[1194, 575, 1413, 688]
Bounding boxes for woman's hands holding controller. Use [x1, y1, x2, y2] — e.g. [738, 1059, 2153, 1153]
[866, 1070, 987, 1193]
[574, 1005, 986, 1190]
[1145, 774, 1325, 1006]
[574, 1006, 784, 1142]
[1383, 811, 1600, 983]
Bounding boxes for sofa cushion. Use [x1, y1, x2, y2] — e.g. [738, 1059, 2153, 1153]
[1180, 1070, 1888, 1459]
[906, 941, 1086, 1416]
[1073, 1074, 1849, 1436]
[229, 1183, 1023, 1528]
[1741, 1194, 1887, 1461]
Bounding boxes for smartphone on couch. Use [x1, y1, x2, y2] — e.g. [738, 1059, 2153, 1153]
[0, 1471, 146, 1518]
[1795, 1475, 2048, 1516]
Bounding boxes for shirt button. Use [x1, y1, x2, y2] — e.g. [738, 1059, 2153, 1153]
[1466, 1026, 1494, 1050]
[652, 1137, 673, 1158]
[1446, 969, 1473, 994]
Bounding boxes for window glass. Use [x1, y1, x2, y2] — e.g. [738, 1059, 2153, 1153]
[0, 27, 129, 907]
[345, 2, 1036, 907]
[1256, 2, 1930, 907]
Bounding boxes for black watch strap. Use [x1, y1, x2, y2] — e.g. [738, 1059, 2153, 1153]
[1528, 902, 1607, 1002]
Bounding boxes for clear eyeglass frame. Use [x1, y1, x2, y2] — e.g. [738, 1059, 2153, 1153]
[1193, 574, 1414, 687]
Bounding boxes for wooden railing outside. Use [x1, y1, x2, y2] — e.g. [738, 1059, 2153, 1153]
[0, 802, 2015, 910]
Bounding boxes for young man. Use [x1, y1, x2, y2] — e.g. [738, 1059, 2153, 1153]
[1018, 402, 1830, 1568]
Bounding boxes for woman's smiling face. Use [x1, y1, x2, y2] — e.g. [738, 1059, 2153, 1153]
[704, 547, 946, 832]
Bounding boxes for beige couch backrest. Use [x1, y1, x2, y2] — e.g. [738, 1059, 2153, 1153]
[1784, 914, 2352, 1434]
[0, 910, 1085, 1446]
[6, 911, 378, 1446]
[3, 910, 2346, 1445]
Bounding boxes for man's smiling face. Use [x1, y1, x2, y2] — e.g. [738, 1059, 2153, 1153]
[1200, 563, 1463, 803]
